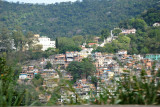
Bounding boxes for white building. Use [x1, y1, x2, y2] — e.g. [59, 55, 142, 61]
[19, 74, 27, 79]
[117, 50, 127, 55]
[36, 36, 56, 51]
[78, 48, 93, 58]
[121, 29, 136, 35]
[153, 23, 160, 27]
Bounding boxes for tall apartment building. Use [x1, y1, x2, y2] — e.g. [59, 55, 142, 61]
[34, 34, 56, 51]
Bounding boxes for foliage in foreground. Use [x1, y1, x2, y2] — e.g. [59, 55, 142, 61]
[47, 69, 160, 105]
[0, 57, 24, 106]
[1, 56, 160, 105]
[93, 70, 160, 105]
[0, 57, 41, 106]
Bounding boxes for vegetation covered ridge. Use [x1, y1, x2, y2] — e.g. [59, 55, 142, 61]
[0, 0, 159, 38]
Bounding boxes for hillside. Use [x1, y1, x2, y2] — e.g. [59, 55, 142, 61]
[0, 0, 159, 38]
[94, 5, 160, 54]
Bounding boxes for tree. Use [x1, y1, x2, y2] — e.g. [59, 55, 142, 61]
[42, 48, 58, 58]
[47, 78, 77, 105]
[81, 58, 95, 79]
[35, 73, 42, 80]
[16, 83, 42, 106]
[112, 28, 122, 36]
[105, 43, 114, 53]
[25, 31, 35, 50]
[56, 37, 81, 53]
[93, 46, 106, 53]
[12, 30, 26, 51]
[67, 57, 95, 82]
[0, 57, 25, 106]
[72, 35, 84, 46]
[103, 35, 131, 53]
[118, 35, 131, 50]
[119, 20, 131, 29]
[0, 0, 156, 37]
[157, 69, 160, 77]
[55, 38, 58, 48]
[130, 18, 147, 31]
[45, 61, 53, 69]
[67, 61, 84, 82]
[32, 73, 44, 87]
[101, 29, 110, 40]
[91, 76, 98, 88]
[32, 44, 43, 52]
[142, 8, 160, 25]
[140, 47, 149, 54]
[0, 28, 13, 52]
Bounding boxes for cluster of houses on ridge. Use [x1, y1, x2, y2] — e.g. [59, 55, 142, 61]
[17, 25, 160, 104]
[18, 49, 160, 103]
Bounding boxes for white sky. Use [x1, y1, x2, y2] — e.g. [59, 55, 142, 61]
[5, 0, 78, 4]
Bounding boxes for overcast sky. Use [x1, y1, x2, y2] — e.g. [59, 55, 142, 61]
[5, 0, 78, 4]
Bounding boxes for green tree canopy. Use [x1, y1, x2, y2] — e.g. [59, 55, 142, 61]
[112, 28, 122, 36]
[66, 61, 84, 82]
[101, 29, 110, 40]
[67, 57, 95, 82]
[56, 37, 81, 53]
[45, 61, 53, 69]
[0, 0, 157, 37]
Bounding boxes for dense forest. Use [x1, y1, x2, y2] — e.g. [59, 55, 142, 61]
[0, 0, 159, 38]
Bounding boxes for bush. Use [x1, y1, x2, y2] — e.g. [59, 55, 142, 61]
[94, 70, 160, 105]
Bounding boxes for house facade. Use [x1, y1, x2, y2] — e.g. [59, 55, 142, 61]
[146, 54, 160, 61]
[38, 36, 56, 51]
[121, 29, 136, 35]
[34, 34, 56, 51]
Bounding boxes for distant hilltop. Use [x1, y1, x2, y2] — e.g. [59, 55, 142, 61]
[0, 0, 159, 38]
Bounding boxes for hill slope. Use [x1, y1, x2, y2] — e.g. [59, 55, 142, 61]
[94, 5, 160, 54]
[0, 0, 159, 38]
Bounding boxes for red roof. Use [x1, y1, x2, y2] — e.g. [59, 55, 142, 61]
[88, 43, 97, 45]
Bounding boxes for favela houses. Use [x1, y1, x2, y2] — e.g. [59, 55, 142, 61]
[0, 0, 160, 106]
